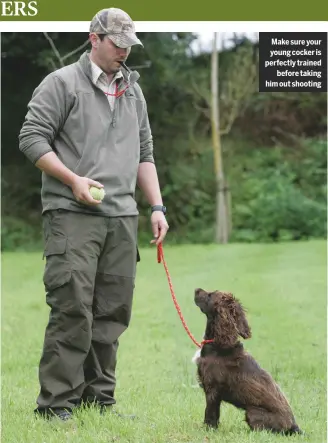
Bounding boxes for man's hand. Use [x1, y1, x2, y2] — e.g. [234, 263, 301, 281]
[71, 176, 104, 206]
[150, 211, 169, 245]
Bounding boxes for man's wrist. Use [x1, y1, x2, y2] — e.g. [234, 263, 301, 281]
[151, 205, 167, 215]
[65, 172, 80, 188]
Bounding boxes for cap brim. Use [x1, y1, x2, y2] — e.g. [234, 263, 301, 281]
[109, 33, 143, 49]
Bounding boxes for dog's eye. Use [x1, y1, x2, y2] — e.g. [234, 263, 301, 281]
[208, 292, 212, 298]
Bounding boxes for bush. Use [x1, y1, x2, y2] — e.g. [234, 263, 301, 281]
[229, 140, 327, 242]
[231, 175, 326, 242]
[1, 216, 43, 251]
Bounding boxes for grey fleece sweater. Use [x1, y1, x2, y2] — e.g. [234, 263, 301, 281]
[18, 51, 154, 216]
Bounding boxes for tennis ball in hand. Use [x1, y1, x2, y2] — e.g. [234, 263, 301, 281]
[89, 186, 105, 201]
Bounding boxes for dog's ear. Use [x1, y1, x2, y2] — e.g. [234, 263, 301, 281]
[212, 294, 238, 347]
[233, 300, 251, 339]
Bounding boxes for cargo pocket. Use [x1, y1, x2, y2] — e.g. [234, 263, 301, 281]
[43, 236, 71, 292]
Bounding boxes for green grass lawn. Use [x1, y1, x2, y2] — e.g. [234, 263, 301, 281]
[1, 240, 327, 443]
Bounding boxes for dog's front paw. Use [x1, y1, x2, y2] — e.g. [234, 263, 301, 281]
[204, 421, 218, 430]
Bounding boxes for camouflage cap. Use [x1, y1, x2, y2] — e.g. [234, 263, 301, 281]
[89, 8, 143, 49]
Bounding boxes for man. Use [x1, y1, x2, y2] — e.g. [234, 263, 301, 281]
[18, 7, 169, 421]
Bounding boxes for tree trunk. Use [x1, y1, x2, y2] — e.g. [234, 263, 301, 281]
[211, 32, 229, 244]
[226, 180, 232, 235]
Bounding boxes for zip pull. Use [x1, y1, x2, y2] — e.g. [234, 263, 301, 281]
[111, 102, 117, 127]
[111, 89, 120, 127]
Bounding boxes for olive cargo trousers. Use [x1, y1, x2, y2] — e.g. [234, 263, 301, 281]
[36, 209, 139, 412]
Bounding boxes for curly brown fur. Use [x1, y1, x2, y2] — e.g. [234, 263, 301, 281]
[194, 288, 303, 435]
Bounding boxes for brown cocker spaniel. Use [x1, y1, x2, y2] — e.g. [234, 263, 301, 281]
[194, 288, 302, 435]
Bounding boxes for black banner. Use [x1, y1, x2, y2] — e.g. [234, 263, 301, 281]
[259, 32, 327, 92]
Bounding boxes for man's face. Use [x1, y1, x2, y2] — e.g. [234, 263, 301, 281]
[91, 34, 131, 75]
